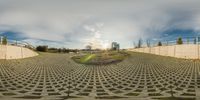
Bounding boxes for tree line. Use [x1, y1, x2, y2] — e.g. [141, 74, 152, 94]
[36, 45, 78, 53]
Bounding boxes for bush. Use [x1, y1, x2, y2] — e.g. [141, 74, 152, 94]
[46, 47, 77, 53]
[36, 46, 48, 52]
[48, 48, 59, 53]
[2, 36, 7, 45]
[158, 41, 162, 46]
[177, 37, 183, 45]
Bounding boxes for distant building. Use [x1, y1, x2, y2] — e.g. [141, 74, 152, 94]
[111, 42, 120, 51]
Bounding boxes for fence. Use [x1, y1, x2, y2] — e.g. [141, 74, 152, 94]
[0, 36, 35, 49]
[0, 36, 38, 59]
[130, 36, 200, 59]
[134, 36, 200, 48]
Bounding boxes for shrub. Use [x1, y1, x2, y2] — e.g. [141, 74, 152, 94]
[2, 36, 7, 45]
[36, 45, 48, 52]
[177, 37, 183, 45]
[158, 41, 162, 46]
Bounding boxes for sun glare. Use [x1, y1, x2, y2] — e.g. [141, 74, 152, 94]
[102, 42, 110, 49]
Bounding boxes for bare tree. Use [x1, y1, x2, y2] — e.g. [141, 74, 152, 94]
[194, 38, 197, 44]
[85, 45, 92, 50]
[146, 39, 151, 47]
[138, 38, 143, 48]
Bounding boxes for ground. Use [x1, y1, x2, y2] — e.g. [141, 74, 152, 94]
[0, 52, 199, 100]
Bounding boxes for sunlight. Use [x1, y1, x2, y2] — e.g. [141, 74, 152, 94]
[102, 42, 110, 49]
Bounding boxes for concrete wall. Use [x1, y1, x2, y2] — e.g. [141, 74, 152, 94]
[129, 44, 200, 59]
[0, 45, 38, 59]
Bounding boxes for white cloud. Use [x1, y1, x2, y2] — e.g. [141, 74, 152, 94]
[0, 0, 200, 48]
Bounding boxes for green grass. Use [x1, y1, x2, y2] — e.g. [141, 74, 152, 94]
[111, 53, 126, 60]
[72, 53, 96, 64]
[80, 54, 96, 63]
[72, 51, 129, 65]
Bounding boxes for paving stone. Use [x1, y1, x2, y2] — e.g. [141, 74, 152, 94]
[0, 52, 199, 99]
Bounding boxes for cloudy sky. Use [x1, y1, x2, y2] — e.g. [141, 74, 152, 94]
[0, 0, 200, 49]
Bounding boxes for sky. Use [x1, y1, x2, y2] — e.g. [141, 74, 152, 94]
[0, 0, 200, 49]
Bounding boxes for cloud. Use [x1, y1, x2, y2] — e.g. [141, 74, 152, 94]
[0, 0, 200, 48]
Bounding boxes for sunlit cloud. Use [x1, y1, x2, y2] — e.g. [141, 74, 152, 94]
[0, 0, 200, 48]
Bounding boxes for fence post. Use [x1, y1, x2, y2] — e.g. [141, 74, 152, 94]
[149, 46, 151, 53]
[0, 36, 1, 44]
[198, 37, 200, 59]
[15, 40, 17, 45]
[187, 37, 189, 44]
[174, 45, 176, 57]
[21, 47, 23, 58]
[5, 45, 7, 59]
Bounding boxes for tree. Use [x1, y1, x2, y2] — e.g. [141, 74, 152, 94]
[85, 45, 92, 50]
[65, 49, 70, 53]
[138, 38, 143, 48]
[158, 41, 162, 46]
[58, 48, 62, 53]
[36, 45, 48, 52]
[176, 37, 183, 45]
[133, 42, 136, 48]
[146, 39, 151, 47]
[194, 38, 197, 44]
[2, 36, 7, 45]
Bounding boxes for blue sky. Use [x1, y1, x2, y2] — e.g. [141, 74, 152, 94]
[0, 0, 200, 49]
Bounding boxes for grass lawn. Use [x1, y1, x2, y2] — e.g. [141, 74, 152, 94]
[79, 54, 96, 63]
[72, 51, 129, 65]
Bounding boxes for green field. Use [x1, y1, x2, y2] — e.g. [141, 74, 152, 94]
[0, 52, 200, 100]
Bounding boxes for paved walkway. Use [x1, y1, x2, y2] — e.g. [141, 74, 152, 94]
[0, 52, 198, 99]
